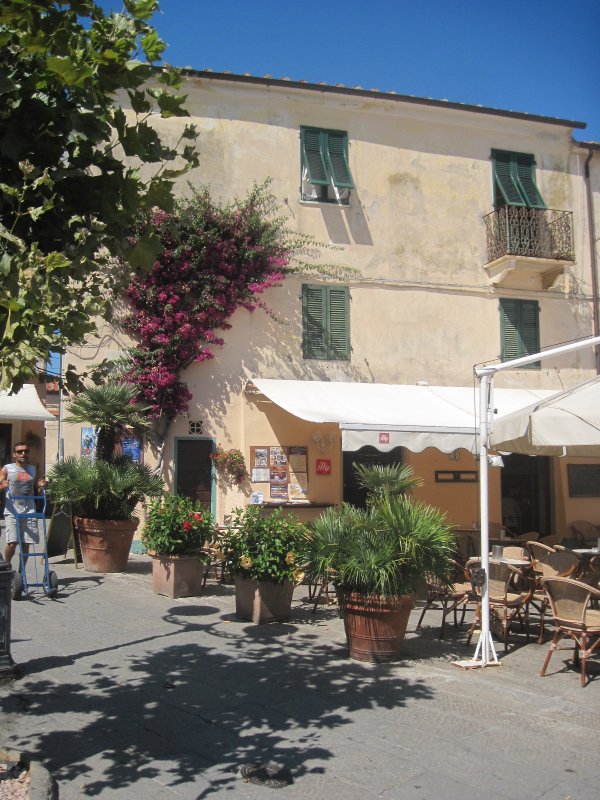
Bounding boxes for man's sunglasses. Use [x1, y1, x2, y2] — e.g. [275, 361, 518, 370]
[15, 449, 29, 454]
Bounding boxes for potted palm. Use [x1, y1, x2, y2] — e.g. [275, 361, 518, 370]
[219, 505, 309, 623]
[308, 464, 454, 662]
[141, 493, 216, 597]
[48, 383, 163, 572]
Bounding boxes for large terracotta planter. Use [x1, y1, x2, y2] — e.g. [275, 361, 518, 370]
[338, 591, 414, 663]
[150, 552, 210, 598]
[234, 576, 294, 624]
[73, 516, 138, 573]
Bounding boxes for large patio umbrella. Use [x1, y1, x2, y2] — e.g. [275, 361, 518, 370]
[490, 375, 600, 456]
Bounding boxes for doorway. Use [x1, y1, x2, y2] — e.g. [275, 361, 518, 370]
[500, 453, 551, 536]
[343, 446, 404, 508]
[174, 438, 214, 512]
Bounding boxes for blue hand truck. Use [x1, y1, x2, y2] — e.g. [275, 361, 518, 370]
[11, 491, 59, 600]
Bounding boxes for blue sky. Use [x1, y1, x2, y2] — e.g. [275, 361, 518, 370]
[100, 0, 600, 141]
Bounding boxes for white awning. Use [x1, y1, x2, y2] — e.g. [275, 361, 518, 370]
[0, 384, 55, 422]
[248, 379, 556, 453]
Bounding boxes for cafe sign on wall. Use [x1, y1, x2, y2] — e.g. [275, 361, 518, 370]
[316, 459, 331, 475]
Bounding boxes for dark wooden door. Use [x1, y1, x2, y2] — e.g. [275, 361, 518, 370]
[175, 438, 213, 508]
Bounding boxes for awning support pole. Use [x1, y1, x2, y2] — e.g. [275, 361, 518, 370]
[457, 334, 600, 670]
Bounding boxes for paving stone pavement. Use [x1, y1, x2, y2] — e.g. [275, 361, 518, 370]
[0, 553, 598, 799]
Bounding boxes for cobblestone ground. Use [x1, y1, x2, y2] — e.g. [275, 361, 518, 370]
[1, 554, 598, 799]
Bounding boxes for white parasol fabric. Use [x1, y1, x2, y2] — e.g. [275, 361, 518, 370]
[490, 375, 600, 456]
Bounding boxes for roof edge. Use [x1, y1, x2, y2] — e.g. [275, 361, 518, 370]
[178, 68, 587, 130]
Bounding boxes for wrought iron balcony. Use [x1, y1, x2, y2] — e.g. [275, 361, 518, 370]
[484, 206, 575, 264]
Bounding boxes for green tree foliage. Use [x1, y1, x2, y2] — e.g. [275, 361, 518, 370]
[0, 0, 198, 391]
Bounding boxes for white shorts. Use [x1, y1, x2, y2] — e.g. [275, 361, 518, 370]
[4, 514, 40, 545]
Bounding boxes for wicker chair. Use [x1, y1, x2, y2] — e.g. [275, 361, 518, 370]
[570, 520, 600, 547]
[466, 561, 533, 652]
[526, 543, 578, 643]
[416, 559, 477, 639]
[540, 577, 600, 687]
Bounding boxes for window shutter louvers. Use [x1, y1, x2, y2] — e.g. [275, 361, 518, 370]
[493, 150, 526, 207]
[303, 285, 328, 359]
[301, 128, 329, 186]
[327, 133, 354, 189]
[500, 299, 540, 367]
[328, 287, 350, 358]
[515, 155, 546, 209]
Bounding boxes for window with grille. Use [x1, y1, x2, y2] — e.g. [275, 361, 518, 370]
[300, 127, 354, 204]
[500, 298, 540, 368]
[302, 284, 350, 360]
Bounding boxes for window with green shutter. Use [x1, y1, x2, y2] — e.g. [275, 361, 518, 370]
[302, 284, 350, 360]
[301, 127, 354, 204]
[500, 298, 540, 368]
[492, 150, 546, 210]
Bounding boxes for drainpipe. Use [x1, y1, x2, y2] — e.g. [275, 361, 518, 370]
[583, 146, 600, 373]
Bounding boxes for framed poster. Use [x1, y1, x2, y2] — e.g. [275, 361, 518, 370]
[250, 445, 309, 503]
[567, 464, 600, 497]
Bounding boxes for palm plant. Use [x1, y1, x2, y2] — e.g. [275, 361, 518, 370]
[48, 456, 163, 520]
[308, 464, 454, 598]
[65, 383, 151, 462]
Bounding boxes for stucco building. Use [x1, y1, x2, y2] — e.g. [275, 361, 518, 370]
[47, 71, 600, 541]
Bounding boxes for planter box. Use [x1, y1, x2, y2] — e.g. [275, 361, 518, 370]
[234, 576, 294, 624]
[151, 553, 210, 598]
[73, 517, 138, 573]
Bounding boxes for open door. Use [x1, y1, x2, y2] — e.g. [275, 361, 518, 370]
[174, 438, 214, 511]
[501, 453, 551, 536]
[343, 446, 404, 508]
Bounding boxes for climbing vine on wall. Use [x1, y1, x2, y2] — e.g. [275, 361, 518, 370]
[123, 182, 342, 424]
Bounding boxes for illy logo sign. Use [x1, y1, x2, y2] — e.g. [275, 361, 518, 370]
[379, 432, 390, 444]
[316, 459, 331, 475]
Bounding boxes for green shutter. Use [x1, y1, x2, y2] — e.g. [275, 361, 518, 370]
[303, 285, 328, 358]
[515, 154, 546, 209]
[302, 284, 350, 360]
[500, 299, 540, 368]
[492, 150, 546, 209]
[326, 132, 354, 189]
[301, 128, 329, 186]
[493, 150, 526, 207]
[327, 287, 350, 359]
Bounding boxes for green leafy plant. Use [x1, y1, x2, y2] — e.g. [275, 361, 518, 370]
[211, 446, 249, 486]
[0, 0, 198, 392]
[219, 505, 309, 584]
[48, 456, 163, 521]
[141, 493, 215, 556]
[307, 465, 454, 597]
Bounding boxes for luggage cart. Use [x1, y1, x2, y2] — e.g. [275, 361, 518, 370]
[11, 491, 58, 600]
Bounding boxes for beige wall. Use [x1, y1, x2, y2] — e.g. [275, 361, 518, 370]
[56, 76, 600, 533]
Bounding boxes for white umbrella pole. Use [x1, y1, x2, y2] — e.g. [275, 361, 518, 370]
[473, 373, 498, 665]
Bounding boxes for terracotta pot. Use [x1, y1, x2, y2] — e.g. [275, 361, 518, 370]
[338, 591, 414, 663]
[150, 552, 210, 598]
[234, 576, 294, 624]
[73, 517, 138, 573]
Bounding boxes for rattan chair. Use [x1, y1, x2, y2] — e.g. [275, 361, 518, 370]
[540, 577, 600, 687]
[416, 559, 477, 639]
[570, 520, 600, 547]
[526, 543, 578, 643]
[467, 561, 533, 652]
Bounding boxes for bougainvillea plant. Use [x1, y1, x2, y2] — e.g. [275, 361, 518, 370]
[123, 182, 342, 429]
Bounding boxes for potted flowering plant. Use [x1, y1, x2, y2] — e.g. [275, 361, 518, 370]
[219, 505, 309, 623]
[142, 493, 216, 597]
[210, 445, 249, 486]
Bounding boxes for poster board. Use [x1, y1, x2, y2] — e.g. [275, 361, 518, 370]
[250, 446, 308, 503]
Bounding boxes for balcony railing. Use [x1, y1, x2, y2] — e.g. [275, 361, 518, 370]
[484, 206, 575, 264]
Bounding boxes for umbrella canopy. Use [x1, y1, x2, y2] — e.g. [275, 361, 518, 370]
[490, 375, 600, 456]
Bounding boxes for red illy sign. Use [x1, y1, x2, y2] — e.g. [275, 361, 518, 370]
[316, 459, 331, 475]
[379, 432, 390, 444]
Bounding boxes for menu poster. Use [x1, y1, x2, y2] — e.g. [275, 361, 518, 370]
[270, 483, 289, 500]
[288, 447, 307, 472]
[252, 468, 270, 482]
[254, 448, 268, 467]
[269, 447, 288, 467]
[270, 469, 288, 484]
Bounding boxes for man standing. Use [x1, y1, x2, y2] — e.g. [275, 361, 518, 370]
[0, 442, 45, 566]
